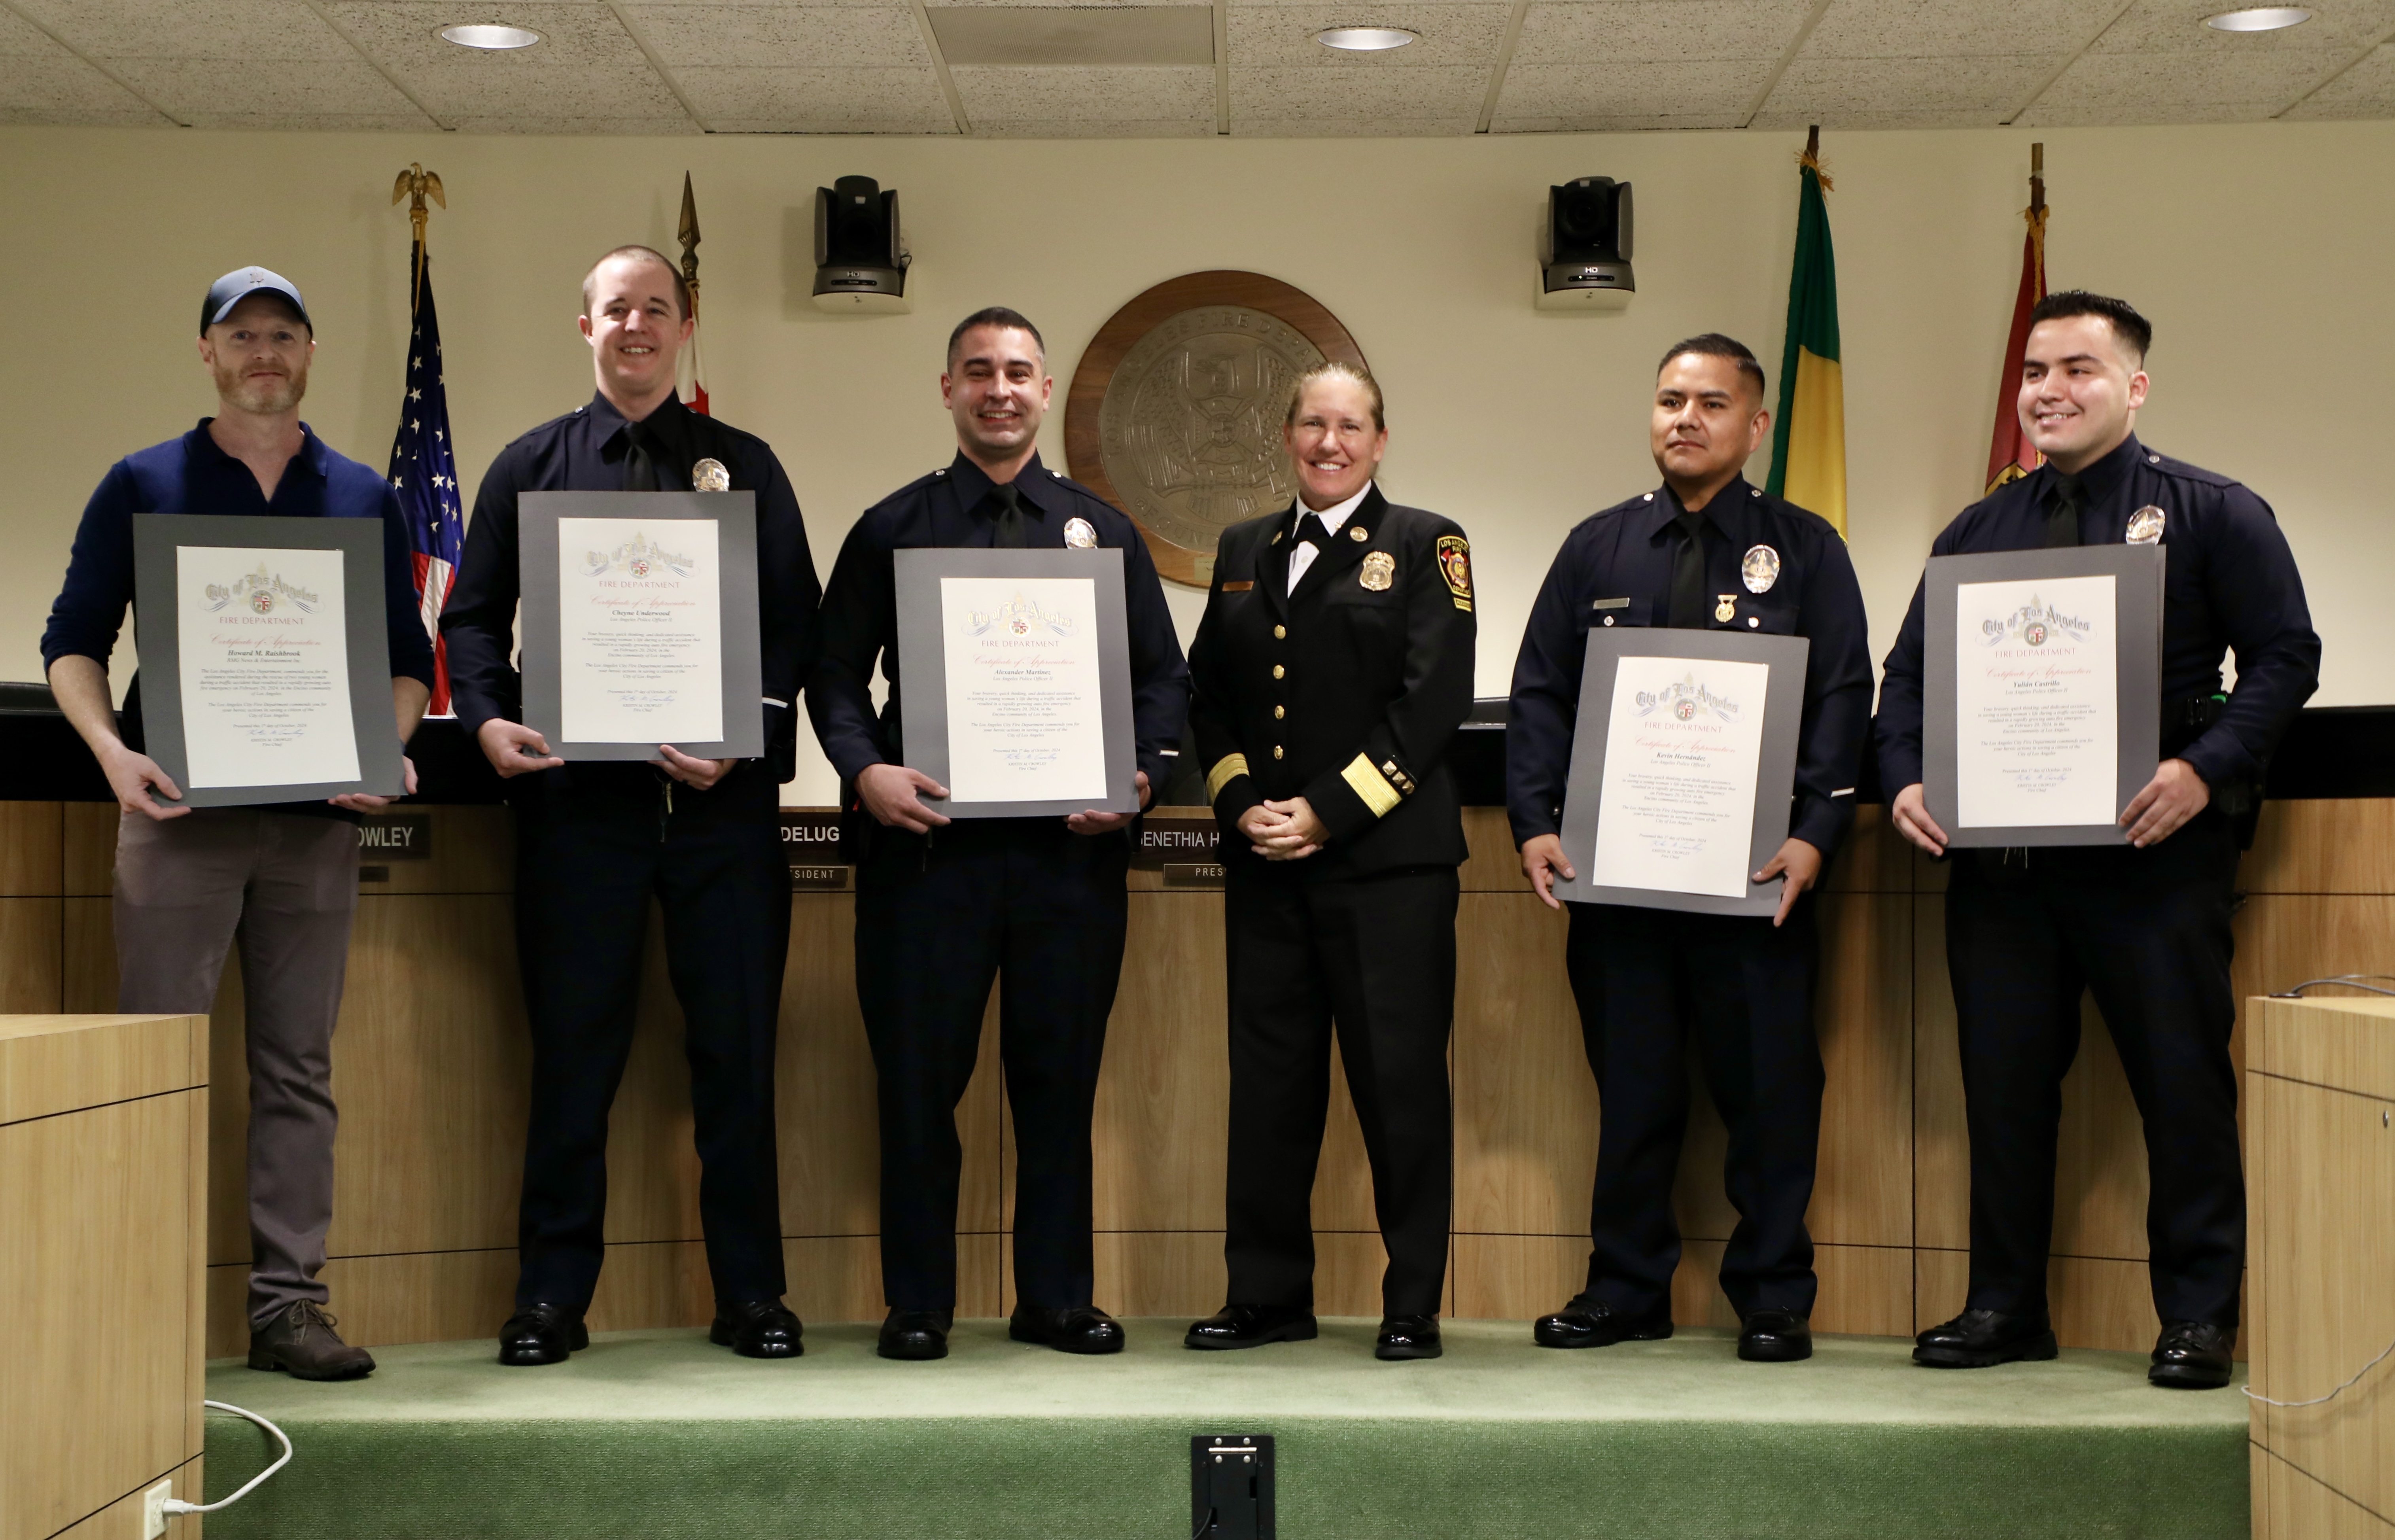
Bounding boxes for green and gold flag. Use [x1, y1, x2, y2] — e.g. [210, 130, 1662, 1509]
[1766, 130, 1846, 535]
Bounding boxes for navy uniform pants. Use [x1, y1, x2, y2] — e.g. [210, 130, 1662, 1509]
[1945, 810, 2244, 1327]
[512, 788, 792, 1312]
[855, 817, 1129, 1313]
[1224, 865, 1458, 1320]
[1565, 899, 1824, 1320]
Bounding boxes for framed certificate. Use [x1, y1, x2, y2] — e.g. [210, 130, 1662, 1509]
[518, 492, 763, 761]
[893, 547, 1140, 820]
[131, 513, 403, 808]
[1923, 545, 2164, 847]
[1548, 630, 1810, 918]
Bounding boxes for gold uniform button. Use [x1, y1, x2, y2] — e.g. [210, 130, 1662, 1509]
[1272, 664, 1285, 679]
[1273, 746, 1284, 759]
[1273, 625, 1286, 639]
[1273, 705, 1285, 719]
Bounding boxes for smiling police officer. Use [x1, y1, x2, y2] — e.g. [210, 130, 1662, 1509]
[1877, 291, 2319, 1389]
[1508, 334, 1871, 1365]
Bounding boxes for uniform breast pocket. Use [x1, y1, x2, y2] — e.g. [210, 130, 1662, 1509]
[1741, 600, 1799, 635]
[1581, 597, 1654, 632]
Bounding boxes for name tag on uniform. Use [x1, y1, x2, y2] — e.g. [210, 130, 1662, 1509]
[1592, 597, 1631, 610]
[1220, 580, 1254, 592]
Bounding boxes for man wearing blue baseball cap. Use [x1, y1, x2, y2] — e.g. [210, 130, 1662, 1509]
[41, 265, 436, 1380]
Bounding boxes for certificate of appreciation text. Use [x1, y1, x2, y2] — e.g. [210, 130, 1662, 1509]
[1590, 655, 1771, 899]
[175, 545, 360, 789]
[1953, 574, 2117, 829]
[556, 517, 724, 745]
[937, 576, 1108, 804]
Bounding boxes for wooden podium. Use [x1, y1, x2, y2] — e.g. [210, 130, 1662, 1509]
[0, 1014, 208, 1540]
[2248, 994, 2395, 1538]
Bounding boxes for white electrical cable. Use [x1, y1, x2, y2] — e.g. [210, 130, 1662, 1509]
[2244, 1330, 2395, 1409]
[161, 1400, 293, 1516]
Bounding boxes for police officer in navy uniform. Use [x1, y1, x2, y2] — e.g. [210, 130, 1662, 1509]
[1508, 335, 1872, 1365]
[809, 307, 1188, 1362]
[444, 245, 820, 1365]
[1183, 361, 1475, 1362]
[1877, 291, 2318, 1389]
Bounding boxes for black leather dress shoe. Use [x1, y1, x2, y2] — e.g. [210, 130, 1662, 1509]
[1738, 1309, 1812, 1362]
[1184, 1304, 1319, 1351]
[1913, 1307, 2058, 1369]
[1533, 1295, 1674, 1349]
[711, 1298, 804, 1359]
[2149, 1320, 2234, 1389]
[248, 1301, 375, 1381]
[498, 1302, 588, 1367]
[878, 1307, 952, 1361]
[1010, 1305, 1126, 1355]
[1375, 1314, 1442, 1361]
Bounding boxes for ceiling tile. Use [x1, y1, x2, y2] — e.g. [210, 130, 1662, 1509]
[1230, 61, 1488, 113]
[1489, 110, 1744, 129]
[977, 115, 1216, 132]
[1800, 0, 2124, 57]
[7, 0, 357, 61]
[1229, 114, 1476, 131]
[627, 4, 931, 67]
[322, 3, 690, 120]
[1511, 0, 1816, 66]
[0, 49, 166, 118]
[171, 111, 439, 129]
[1495, 57, 1768, 116]
[1226, 4, 1510, 68]
[0, 7, 63, 52]
[950, 62, 1214, 121]
[1747, 105, 2018, 126]
[1762, 53, 2065, 114]
[2025, 46, 2348, 117]
[106, 55, 427, 122]
[2087, 0, 2395, 54]
[678, 62, 950, 118]
[2284, 41, 2395, 113]
[445, 113, 704, 133]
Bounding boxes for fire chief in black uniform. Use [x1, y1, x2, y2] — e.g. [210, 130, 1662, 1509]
[1878, 291, 2318, 1389]
[1184, 361, 1475, 1362]
[1509, 335, 1872, 1364]
[444, 246, 820, 1365]
[809, 307, 1188, 1361]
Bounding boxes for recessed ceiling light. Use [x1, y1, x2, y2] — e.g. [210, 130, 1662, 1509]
[439, 23, 543, 50]
[2202, 7, 2313, 30]
[1315, 26, 1417, 50]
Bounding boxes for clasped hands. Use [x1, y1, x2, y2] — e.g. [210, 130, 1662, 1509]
[1238, 797, 1328, 861]
[1890, 757, 2210, 855]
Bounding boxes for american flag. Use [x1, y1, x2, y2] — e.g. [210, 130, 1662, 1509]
[386, 249, 463, 713]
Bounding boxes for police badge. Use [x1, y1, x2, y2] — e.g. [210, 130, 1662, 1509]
[1063, 516, 1097, 549]
[1741, 544, 1781, 594]
[692, 458, 730, 492]
[2126, 506, 2166, 545]
[1360, 551, 1395, 591]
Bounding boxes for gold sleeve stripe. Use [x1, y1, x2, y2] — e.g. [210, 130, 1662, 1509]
[1207, 753, 1252, 802]
[1341, 754, 1402, 818]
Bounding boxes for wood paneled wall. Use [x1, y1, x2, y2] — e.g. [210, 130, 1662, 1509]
[2, 797, 2380, 1358]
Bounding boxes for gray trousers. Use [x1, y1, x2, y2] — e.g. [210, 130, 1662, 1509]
[114, 808, 358, 1329]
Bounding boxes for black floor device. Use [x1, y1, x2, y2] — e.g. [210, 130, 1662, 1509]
[1190, 1434, 1276, 1539]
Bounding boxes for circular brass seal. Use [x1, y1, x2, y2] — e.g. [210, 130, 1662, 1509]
[1067, 272, 1368, 587]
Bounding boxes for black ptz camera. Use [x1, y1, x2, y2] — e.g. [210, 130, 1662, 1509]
[812, 174, 910, 313]
[1537, 176, 1634, 312]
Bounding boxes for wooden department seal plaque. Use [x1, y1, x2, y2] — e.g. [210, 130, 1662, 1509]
[1065, 271, 1368, 587]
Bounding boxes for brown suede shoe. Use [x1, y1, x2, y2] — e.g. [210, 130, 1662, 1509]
[248, 1301, 375, 1381]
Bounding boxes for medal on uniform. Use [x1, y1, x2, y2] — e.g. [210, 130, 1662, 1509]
[1741, 544, 1780, 594]
[1063, 516, 1097, 549]
[1714, 594, 1737, 624]
[1349, 526, 1368, 541]
[2126, 506, 2166, 545]
[1360, 551, 1396, 591]
[692, 458, 729, 492]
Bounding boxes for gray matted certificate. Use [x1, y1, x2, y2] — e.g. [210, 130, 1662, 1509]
[1924, 545, 2163, 847]
[518, 491, 762, 761]
[1548, 629, 1809, 918]
[894, 547, 1139, 819]
[131, 513, 403, 808]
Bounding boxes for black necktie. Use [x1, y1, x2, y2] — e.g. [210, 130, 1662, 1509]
[2044, 474, 2083, 548]
[622, 421, 659, 492]
[991, 484, 1026, 549]
[1299, 512, 1337, 548]
[1669, 508, 1710, 629]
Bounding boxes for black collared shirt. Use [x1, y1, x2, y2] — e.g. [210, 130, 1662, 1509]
[1875, 433, 2319, 795]
[1505, 475, 1873, 861]
[808, 451, 1188, 795]
[441, 391, 820, 809]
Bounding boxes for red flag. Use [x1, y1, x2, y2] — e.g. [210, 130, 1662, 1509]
[1985, 154, 2048, 494]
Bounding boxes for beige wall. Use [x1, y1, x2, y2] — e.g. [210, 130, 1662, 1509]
[3, 121, 2387, 803]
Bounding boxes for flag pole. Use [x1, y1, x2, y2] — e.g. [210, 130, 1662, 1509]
[390, 163, 446, 309]
[678, 172, 702, 320]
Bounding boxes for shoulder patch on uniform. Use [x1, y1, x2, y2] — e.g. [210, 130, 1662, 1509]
[1436, 535, 1472, 611]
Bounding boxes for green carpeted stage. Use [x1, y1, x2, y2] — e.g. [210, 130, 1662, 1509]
[200, 1321, 2249, 1539]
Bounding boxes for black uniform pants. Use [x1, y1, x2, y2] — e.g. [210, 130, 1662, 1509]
[1945, 811, 2244, 1327]
[1224, 865, 1457, 1319]
[512, 792, 791, 1312]
[1566, 899, 1824, 1320]
[855, 818, 1129, 1313]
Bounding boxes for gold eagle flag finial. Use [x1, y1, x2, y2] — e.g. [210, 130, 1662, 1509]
[392, 163, 446, 305]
